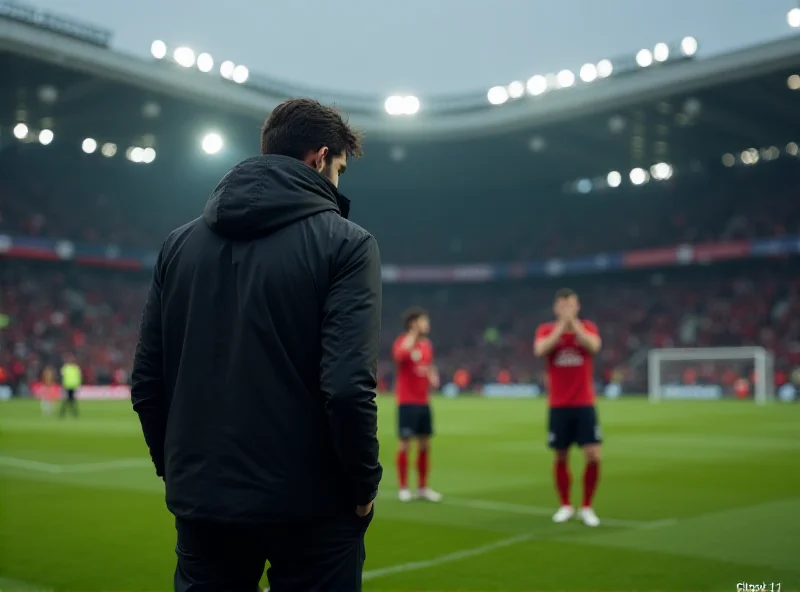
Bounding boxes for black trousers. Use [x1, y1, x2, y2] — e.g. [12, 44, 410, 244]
[59, 389, 78, 417]
[174, 509, 374, 592]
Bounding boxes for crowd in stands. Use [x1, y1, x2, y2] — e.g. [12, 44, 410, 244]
[2, 150, 800, 393]
[3, 259, 799, 395]
[1, 150, 800, 264]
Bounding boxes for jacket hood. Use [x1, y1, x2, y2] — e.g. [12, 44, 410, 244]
[203, 155, 351, 240]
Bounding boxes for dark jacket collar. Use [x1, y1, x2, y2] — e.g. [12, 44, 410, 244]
[203, 155, 351, 240]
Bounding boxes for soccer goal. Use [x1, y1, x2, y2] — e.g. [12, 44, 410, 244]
[648, 347, 774, 405]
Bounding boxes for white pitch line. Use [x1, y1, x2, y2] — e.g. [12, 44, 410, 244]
[0, 456, 63, 473]
[60, 458, 152, 473]
[379, 490, 674, 529]
[362, 533, 533, 581]
[442, 497, 673, 529]
[0, 456, 151, 474]
[0, 456, 677, 528]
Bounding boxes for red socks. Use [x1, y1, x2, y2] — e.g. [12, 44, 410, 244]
[398, 447, 430, 490]
[397, 450, 409, 489]
[417, 448, 429, 489]
[555, 459, 571, 506]
[582, 461, 599, 508]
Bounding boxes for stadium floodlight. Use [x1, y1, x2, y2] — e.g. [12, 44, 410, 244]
[151, 40, 167, 59]
[790, 8, 800, 27]
[385, 95, 405, 113]
[787, 142, 799, 156]
[232, 65, 249, 84]
[12, 123, 28, 139]
[201, 133, 223, 155]
[721, 153, 736, 167]
[579, 63, 598, 83]
[648, 347, 774, 405]
[384, 95, 420, 115]
[526, 75, 547, 96]
[38, 129, 54, 145]
[82, 138, 97, 154]
[101, 142, 117, 157]
[629, 167, 649, 185]
[220, 60, 235, 79]
[529, 135, 546, 152]
[576, 179, 592, 194]
[197, 52, 214, 73]
[405, 96, 421, 115]
[606, 170, 622, 188]
[653, 42, 669, 62]
[651, 162, 673, 181]
[596, 59, 613, 78]
[636, 49, 653, 68]
[487, 86, 509, 105]
[127, 147, 145, 163]
[761, 146, 780, 161]
[556, 69, 575, 88]
[788, 74, 800, 90]
[741, 148, 759, 165]
[173, 46, 196, 68]
[142, 147, 157, 164]
[680, 36, 699, 57]
[507, 80, 525, 99]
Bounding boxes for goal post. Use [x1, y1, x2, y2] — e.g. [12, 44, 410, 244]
[648, 347, 774, 405]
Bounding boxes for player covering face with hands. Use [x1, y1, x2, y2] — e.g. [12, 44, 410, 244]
[393, 308, 443, 503]
[534, 289, 603, 527]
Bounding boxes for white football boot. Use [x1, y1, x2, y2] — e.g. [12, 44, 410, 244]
[579, 506, 600, 527]
[417, 487, 443, 502]
[552, 505, 575, 523]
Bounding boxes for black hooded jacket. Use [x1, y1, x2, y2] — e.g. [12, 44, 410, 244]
[131, 155, 383, 524]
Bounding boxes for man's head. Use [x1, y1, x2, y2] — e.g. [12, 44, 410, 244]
[260, 98, 363, 188]
[553, 288, 579, 321]
[403, 307, 430, 336]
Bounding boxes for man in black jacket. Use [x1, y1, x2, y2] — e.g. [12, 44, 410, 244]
[131, 98, 383, 592]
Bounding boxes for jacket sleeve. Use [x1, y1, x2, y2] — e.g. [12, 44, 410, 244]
[131, 250, 168, 478]
[320, 234, 383, 506]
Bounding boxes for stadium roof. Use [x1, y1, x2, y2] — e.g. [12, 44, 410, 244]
[3, 7, 800, 200]
[3, 8, 800, 142]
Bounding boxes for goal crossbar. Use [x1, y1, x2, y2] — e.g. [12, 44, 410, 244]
[648, 346, 774, 405]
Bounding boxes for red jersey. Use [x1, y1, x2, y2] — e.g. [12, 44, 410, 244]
[393, 335, 433, 405]
[535, 321, 599, 407]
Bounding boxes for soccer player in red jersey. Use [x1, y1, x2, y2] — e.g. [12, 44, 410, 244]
[534, 288, 603, 527]
[392, 307, 443, 503]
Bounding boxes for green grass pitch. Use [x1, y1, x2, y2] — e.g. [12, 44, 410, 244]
[1, 396, 799, 592]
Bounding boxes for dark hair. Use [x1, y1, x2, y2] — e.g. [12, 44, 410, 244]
[402, 307, 428, 330]
[261, 98, 364, 161]
[554, 288, 577, 300]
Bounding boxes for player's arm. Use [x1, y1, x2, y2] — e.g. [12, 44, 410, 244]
[131, 248, 168, 479]
[428, 364, 440, 390]
[534, 321, 567, 357]
[392, 331, 417, 363]
[320, 234, 383, 509]
[573, 320, 602, 354]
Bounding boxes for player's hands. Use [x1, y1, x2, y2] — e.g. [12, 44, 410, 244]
[356, 500, 374, 517]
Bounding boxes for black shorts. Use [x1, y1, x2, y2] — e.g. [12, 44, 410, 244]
[397, 404, 433, 438]
[547, 405, 602, 449]
[65, 389, 76, 401]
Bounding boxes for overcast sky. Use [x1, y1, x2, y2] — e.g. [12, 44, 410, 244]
[33, 0, 798, 95]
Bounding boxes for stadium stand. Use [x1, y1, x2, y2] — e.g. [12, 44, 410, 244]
[4, 258, 799, 397]
[3, 3, 800, 399]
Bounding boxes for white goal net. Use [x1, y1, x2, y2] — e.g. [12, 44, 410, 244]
[648, 347, 774, 405]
